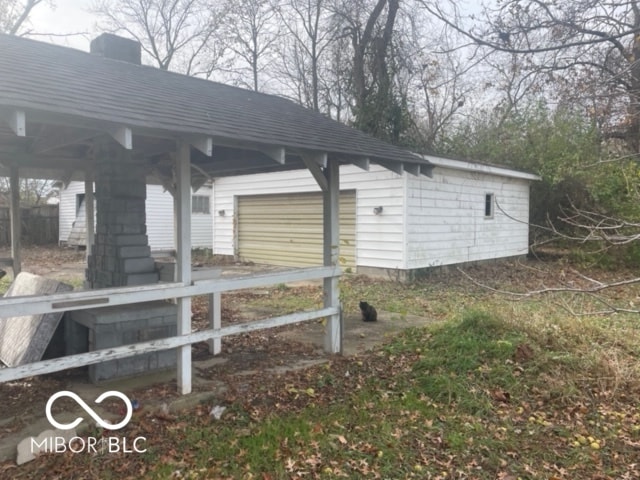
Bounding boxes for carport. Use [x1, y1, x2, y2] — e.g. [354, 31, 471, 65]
[0, 33, 433, 394]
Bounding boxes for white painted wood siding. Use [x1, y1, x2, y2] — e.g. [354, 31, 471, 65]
[145, 185, 175, 250]
[191, 186, 213, 250]
[58, 181, 85, 244]
[405, 167, 531, 268]
[212, 165, 405, 269]
[60, 182, 212, 250]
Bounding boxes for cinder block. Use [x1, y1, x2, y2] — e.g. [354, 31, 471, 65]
[117, 355, 148, 376]
[126, 272, 159, 286]
[90, 360, 118, 383]
[148, 315, 174, 328]
[122, 257, 155, 274]
[120, 329, 138, 344]
[157, 349, 177, 369]
[121, 224, 146, 235]
[112, 234, 148, 246]
[67, 302, 178, 383]
[119, 245, 151, 258]
[94, 331, 120, 349]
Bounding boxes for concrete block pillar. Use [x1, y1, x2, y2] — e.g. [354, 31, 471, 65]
[86, 138, 158, 288]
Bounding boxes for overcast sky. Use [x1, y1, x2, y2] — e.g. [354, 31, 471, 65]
[29, 0, 97, 50]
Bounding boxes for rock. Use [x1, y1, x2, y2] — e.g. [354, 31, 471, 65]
[16, 428, 77, 465]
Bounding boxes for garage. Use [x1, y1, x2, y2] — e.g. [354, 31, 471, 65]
[237, 191, 356, 268]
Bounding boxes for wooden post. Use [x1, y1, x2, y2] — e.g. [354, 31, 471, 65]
[323, 157, 341, 353]
[175, 141, 192, 394]
[208, 292, 222, 355]
[9, 166, 21, 278]
[84, 171, 95, 259]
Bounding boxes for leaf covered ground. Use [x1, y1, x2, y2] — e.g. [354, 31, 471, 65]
[2, 251, 640, 479]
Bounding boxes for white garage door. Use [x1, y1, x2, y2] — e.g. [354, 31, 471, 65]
[237, 191, 356, 268]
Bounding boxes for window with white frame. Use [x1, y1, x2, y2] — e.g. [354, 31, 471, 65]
[192, 195, 210, 214]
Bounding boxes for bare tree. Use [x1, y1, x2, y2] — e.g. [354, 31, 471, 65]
[420, 0, 640, 152]
[391, 10, 484, 150]
[92, 0, 227, 76]
[0, 177, 54, 205]
[222, 0, 280, 92]
[0, 0, 46, 35]
[273, 0, 336, 111]
[319, 34, 352, 122]
[331, 0, 405, 141]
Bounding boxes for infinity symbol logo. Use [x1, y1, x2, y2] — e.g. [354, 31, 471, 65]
[45, 391, 133, 431]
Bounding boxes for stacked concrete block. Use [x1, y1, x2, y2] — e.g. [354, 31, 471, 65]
[67, 301, 178, 382]
[86, 140, 159, 289]
[68, 139, 178, 383]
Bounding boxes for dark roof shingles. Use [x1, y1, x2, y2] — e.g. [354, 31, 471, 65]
[0, 34, 426, 165]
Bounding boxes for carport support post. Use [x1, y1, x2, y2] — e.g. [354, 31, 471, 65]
[323, 157, 341, 353]
[9, 166, 21, 277]
[175, 141, 192, 394]
[84, 171, 95, 258]
[208, 292, 221, 355]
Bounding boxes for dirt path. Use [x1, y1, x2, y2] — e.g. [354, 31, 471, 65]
[0, 245, 86, 284]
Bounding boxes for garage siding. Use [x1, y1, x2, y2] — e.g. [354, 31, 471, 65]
[237, 191, 356, 268]
[405, 167, 531, 268]
[212, 165, 405, 270]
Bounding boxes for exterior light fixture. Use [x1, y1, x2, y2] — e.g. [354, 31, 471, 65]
[373, 206, 383, 215]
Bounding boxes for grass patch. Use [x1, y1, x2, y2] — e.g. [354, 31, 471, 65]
[12, 300, 640, 479]
[0, 275, 10, 295]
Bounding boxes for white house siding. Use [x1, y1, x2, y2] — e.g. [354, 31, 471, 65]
[405, 167, 531, 268]
[60, 182, 212, 250]
[144, 185, 175, 250]
[58, 181, 85, 243]
[212, 165, 406, 269]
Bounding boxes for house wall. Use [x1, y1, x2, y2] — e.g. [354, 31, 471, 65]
[59, 181, 85, 243]
[405, 166, 531, 269]
[212, 165, 406, 269]
[60, 182, 212, 250]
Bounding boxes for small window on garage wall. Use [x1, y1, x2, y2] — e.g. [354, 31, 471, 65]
[192, 195, 210, 214]
[485, 193, 494, 218]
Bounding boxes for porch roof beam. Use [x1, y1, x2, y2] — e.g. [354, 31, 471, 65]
[302, 152, 329, 192]
[264, 146, 286, 164]
[30, 128, 100, 155]
[376, 160, 404, 176]
[5, 110, 26, 137]
[109, 126, 132, 149]
[403, 163, 420, 176]
[190, 136, 213, 156]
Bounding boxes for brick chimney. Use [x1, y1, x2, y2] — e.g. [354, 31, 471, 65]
[90, 33, 141, 65]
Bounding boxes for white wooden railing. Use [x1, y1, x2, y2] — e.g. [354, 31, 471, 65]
[0, 266, 341, 383]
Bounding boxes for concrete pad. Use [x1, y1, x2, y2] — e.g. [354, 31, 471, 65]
[0, 272, 73, 366]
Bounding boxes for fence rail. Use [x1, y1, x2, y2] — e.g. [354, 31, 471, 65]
[0, 265, 341, 384]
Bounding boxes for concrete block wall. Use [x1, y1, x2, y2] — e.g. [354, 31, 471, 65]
[67, 301, 177, 382]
